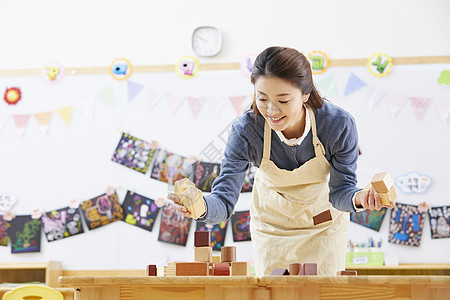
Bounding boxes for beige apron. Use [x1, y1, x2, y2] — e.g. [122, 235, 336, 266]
[250, 107, 349, 276]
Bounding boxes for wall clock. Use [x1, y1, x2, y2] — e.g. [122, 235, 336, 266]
[192, 26, 222, 57]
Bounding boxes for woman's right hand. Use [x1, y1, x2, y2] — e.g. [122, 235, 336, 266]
[167, 193, 192, 218]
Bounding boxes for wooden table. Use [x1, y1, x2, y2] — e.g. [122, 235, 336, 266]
[59, 275, 450, 300]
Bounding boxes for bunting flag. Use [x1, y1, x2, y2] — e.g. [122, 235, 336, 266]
[166, 93, 184, 115]
[34, 111, 53, 134]
[96, 86, 115, 107]
[387, 93, 408, 116]
[12, 114, 31, 137]
[186, 96, 206, 118]
[0, 113, 8, 133]
[79, 97, 94, 121]
[229, 95, 247, 116]
[410, 97, 432, 120]
[316, 74, 337, 99]
[205, 97, 227, 116]
[344, 72, 367, 96]
[56, 106, 73, 127]
[127, 80, 145, 102]
[146, 88, 165, 110]
[366, 87, 386, 110]
[434, 98, 450, 123]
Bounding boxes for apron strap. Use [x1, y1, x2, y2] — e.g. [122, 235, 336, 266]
[263, 121, 271, 159]
[308, 106, 326, 157]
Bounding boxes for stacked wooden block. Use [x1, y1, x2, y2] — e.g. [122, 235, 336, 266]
[173, 178, 206, 220]
[363, 172, 397, 206]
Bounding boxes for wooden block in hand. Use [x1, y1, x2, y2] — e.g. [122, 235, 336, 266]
[194, 231, 211, 247]
[213, 263, 230, 276]
[337, 270, 357, 275]
[270, 268, 290, 275]
[380, 186, 397, 206]
[371, 172, 394, 193]
[174, 178, 206, 219]
[195, 246, 212, 262]
[175, 262, 209, 276]
[221, 246, 236, 262]
[231, 262, 250, 276]
[289, 263, 302, 276]
[146, 264, 157, 276]
[299, 263, 317, 275]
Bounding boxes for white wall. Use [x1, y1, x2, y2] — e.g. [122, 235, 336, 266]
[0, 0, 449, 270]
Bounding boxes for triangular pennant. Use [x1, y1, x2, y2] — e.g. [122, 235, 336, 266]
[204, 96, 227, 116]
[56, 106, 73, 127]
[127, 81, 145, 102]
[96, 86, 115, 107]
[410, 97, 432, 120]
[79, 97, 95, 121]
[186, 96, 206, 118]
[34, 111, 53, 134]
[166, 93, 184, 115]
[316, 74, 337, 99]
[229, 95, 247, 116]
[12, 114, 31, 137]
[344, 72, 367, 96]
[386, 92, 408, 116]
[0, 113, 9, 133]
[146, 88, 165, 110]
[434, 98, 450, 123]
[366, 87, 386, 110]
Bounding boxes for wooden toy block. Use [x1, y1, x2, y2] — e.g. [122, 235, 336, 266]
[270, 268, 290, 275]
[195, 246, 212, 262]
[231, 262, 250, 276]
[289, 263, 302, 276]
[212, 256, 221, 263]
[221, 246, 236, 262]
[213, 263, 230, 276]
[174, 178, 206, 220]
[194, 231, 211, 247]
[175, 262, 209, 276]
[380, 185, 397, 206]
[208, 263, 214, 275]
[371, 172, 394, 193]
[157, 265, 176, 276]
[299, 263, 317, 275]
[146, 264, 157, 276]
[337, 270, 357, 275]
[313, 209, 332, 226]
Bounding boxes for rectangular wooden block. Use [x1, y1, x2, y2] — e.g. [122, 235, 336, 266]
[212, 256, 221, 263]
[213, 262, 230, 276]
[231, 262, 250, 276]
[195, 246, 212, 262]
[146, 264, 157, 276]
[175, 262, 209, 276]
[299, 263, 317, 275]
[371, 172, 394, 193]
[337, 270, 357, 275]
[195, 231, 211, 247]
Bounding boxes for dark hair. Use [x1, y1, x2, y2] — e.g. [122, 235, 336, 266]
[250, 46, 323, 116]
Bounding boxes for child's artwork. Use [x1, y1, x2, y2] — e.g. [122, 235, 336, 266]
[230, 210, 251, 242]
[122, 191, 160, 232]
[196, 220, 228, 251]
[41, 206, 84, 242]
[9, 215, 42, 253]
[158, 204, 192, 246]
[428, 206, 450, 239]
[389, 203, 426, 247]
[241, 164, 257, 193]
[111, 133, 156, 174]
[150, 150, 195, 183]
[0, 215, 10, 246]
[193, 161, 220, 192]
[350, 208, 387, 231]
[80, 192, 124, 230]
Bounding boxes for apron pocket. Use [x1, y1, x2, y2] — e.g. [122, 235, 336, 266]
[313, 210, 332, 225]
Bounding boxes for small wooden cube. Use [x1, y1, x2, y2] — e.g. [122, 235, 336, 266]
[221, 246, 236, 262]
[231, 262, 250, 276]
[175, 262, 209, 276]
[337, 270, 357, 276]
[174, 178, 206, 220]
[289, 263, 302, 276]
[195, 246, 212, 262]
[380, 186, 397, 206]
[371, 172, 394, 193]
[299, 263, 317, 275]
[146, 264, 157, 276]
[212, 256, 221, 263]
[270, 268, 290, 275]
[195, 231, 211, 247]
[213, 263, 230, 276]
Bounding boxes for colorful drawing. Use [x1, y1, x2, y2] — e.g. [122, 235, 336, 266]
[150, 150, 195, 184]
[42, 206, 84, 242]
[122, 191, 160, 232]
[428, 206, 450, 239]
[158, 204, 192, 246]
[0, 216, 10, 246]
[241, 164, 257, 193]
[9, 215, 42, 253]
[231, 210, 251, 242]
[350, 208, 387, 231]
[80, 192, 124, 230]
[111, 133, 156, 174]
[389, 203, 426, 247]
[196, 220, 228, 251]
[193, 161, 220, 192]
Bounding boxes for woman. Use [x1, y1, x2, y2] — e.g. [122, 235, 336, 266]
[169, 46, 394, 276]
